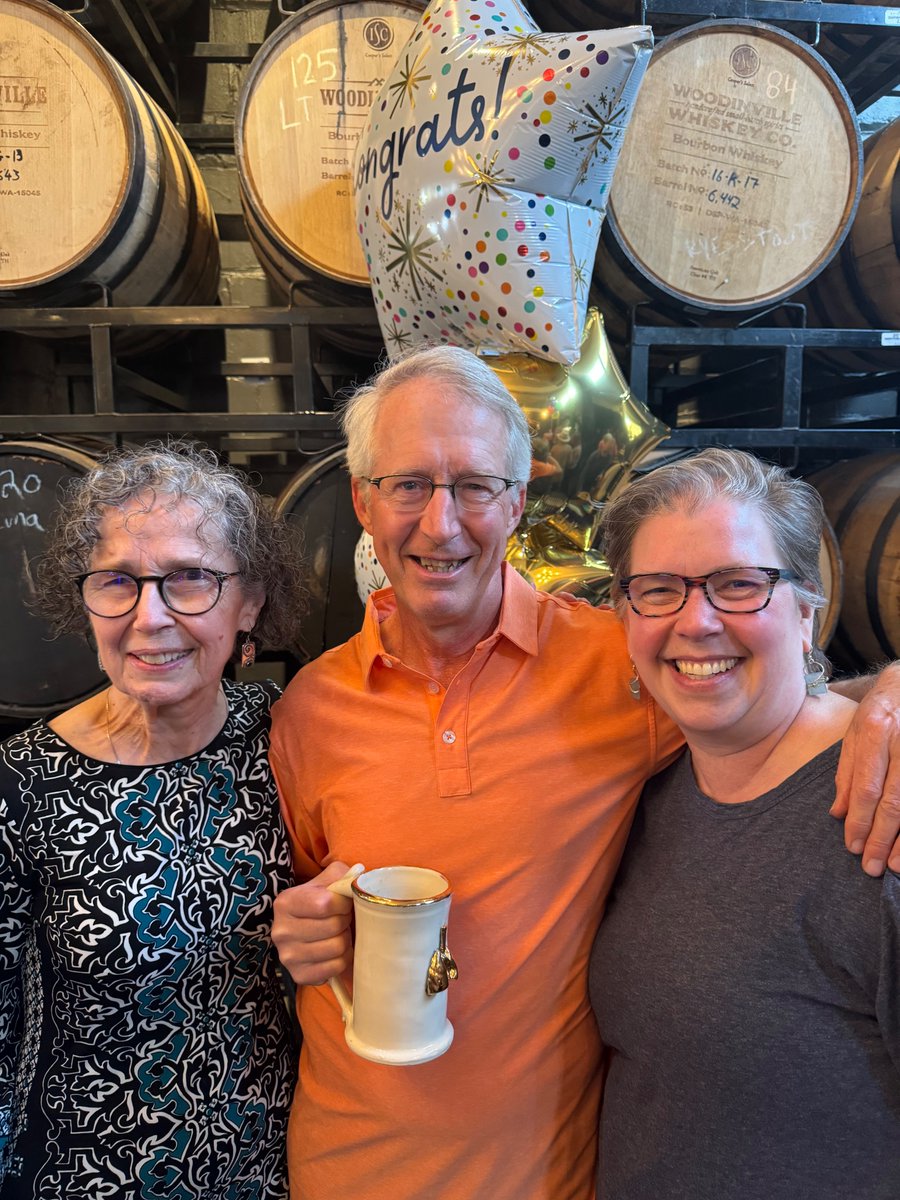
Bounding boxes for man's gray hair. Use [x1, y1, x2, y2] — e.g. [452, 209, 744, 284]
[340, 345, 532, 482]
[601, 447, 828, 651]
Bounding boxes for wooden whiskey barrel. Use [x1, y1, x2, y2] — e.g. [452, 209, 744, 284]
[810, 452, 900, 672]
[817, 517, 843, 650]
[0, 0, 220, 353]
[525, 0, 893, 109]
[795, 118, 900, 373]
[598, 21, 862, 316]
[236, 0, 421, 332]
[0, 439, 108, 718]
[274, 447, 364, 661]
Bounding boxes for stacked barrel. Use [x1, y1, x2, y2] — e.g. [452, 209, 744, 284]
[0, 0, 220, 352]
[529, 5, 899, 674]
[0, 0, 896, 718]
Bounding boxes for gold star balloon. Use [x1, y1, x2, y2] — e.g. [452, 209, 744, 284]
[354, 0, 652, 365]
[489, 305, 669, 526]
[506, 519, 614, 603]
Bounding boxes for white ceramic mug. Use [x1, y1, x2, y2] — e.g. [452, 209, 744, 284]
[327, 864, 458, 1065]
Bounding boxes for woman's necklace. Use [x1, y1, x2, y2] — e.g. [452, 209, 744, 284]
[105, 689, 122, 765]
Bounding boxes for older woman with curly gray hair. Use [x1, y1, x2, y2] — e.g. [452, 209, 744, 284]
[0, 441, 305, 1200]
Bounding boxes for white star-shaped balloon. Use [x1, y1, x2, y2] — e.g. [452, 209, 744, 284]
[353, 0, 651, 365]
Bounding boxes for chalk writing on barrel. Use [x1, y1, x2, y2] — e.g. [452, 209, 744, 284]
[0, 469, 42, 501]
[3, 512, 43, 530]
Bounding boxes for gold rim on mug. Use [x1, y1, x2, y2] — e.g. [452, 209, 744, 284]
[352, 869, 452, 907]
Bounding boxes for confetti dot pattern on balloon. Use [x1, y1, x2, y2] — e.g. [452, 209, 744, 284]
[353, 0, 653, 365]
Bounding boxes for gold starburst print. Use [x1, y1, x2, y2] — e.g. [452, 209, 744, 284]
[460, 150, 516, 215]
[380, 201, 443, 301]
[388, 49, 432, 117]
[573, 97, 628, 186]
[385, 324, 414, 354]
[489, 33, 550, 65]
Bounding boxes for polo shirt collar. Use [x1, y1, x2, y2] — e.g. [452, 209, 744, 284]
[359, 589, 396, 683]
[358, 561, 541, 685]
[494, 561, 540, 657]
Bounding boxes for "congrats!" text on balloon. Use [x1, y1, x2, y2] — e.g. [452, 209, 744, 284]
[354, 0, 653, 365]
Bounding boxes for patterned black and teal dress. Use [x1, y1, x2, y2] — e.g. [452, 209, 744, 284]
[0, 679, 295, 1200]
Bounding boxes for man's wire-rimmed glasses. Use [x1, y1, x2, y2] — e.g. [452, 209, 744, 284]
[77, 568, 241, 618]
[620, 567, 801, 617]
[365, 474, 520, 514]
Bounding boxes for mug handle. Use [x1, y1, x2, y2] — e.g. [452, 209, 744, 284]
[325, 863, 365, 1022]
[326, 862, 366, 899]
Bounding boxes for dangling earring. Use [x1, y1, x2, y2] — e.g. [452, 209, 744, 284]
[804, 650, 827, 697]
[628, 661, 641, 701]
[240, 632, 257, 669]
[97, 650, 105, 673]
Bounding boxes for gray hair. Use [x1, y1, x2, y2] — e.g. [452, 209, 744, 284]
[340, 345, 532, 482]
[600, 447, 828, 653]
[35, 440, 306, 652]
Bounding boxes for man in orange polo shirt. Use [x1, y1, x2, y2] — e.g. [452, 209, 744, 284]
[270, 346, 900, 1200]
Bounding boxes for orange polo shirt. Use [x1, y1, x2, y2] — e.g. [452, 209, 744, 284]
[270, 564, 682, 1200]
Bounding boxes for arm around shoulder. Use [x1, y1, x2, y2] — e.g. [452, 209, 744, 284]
[831, 662, 900, 876]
